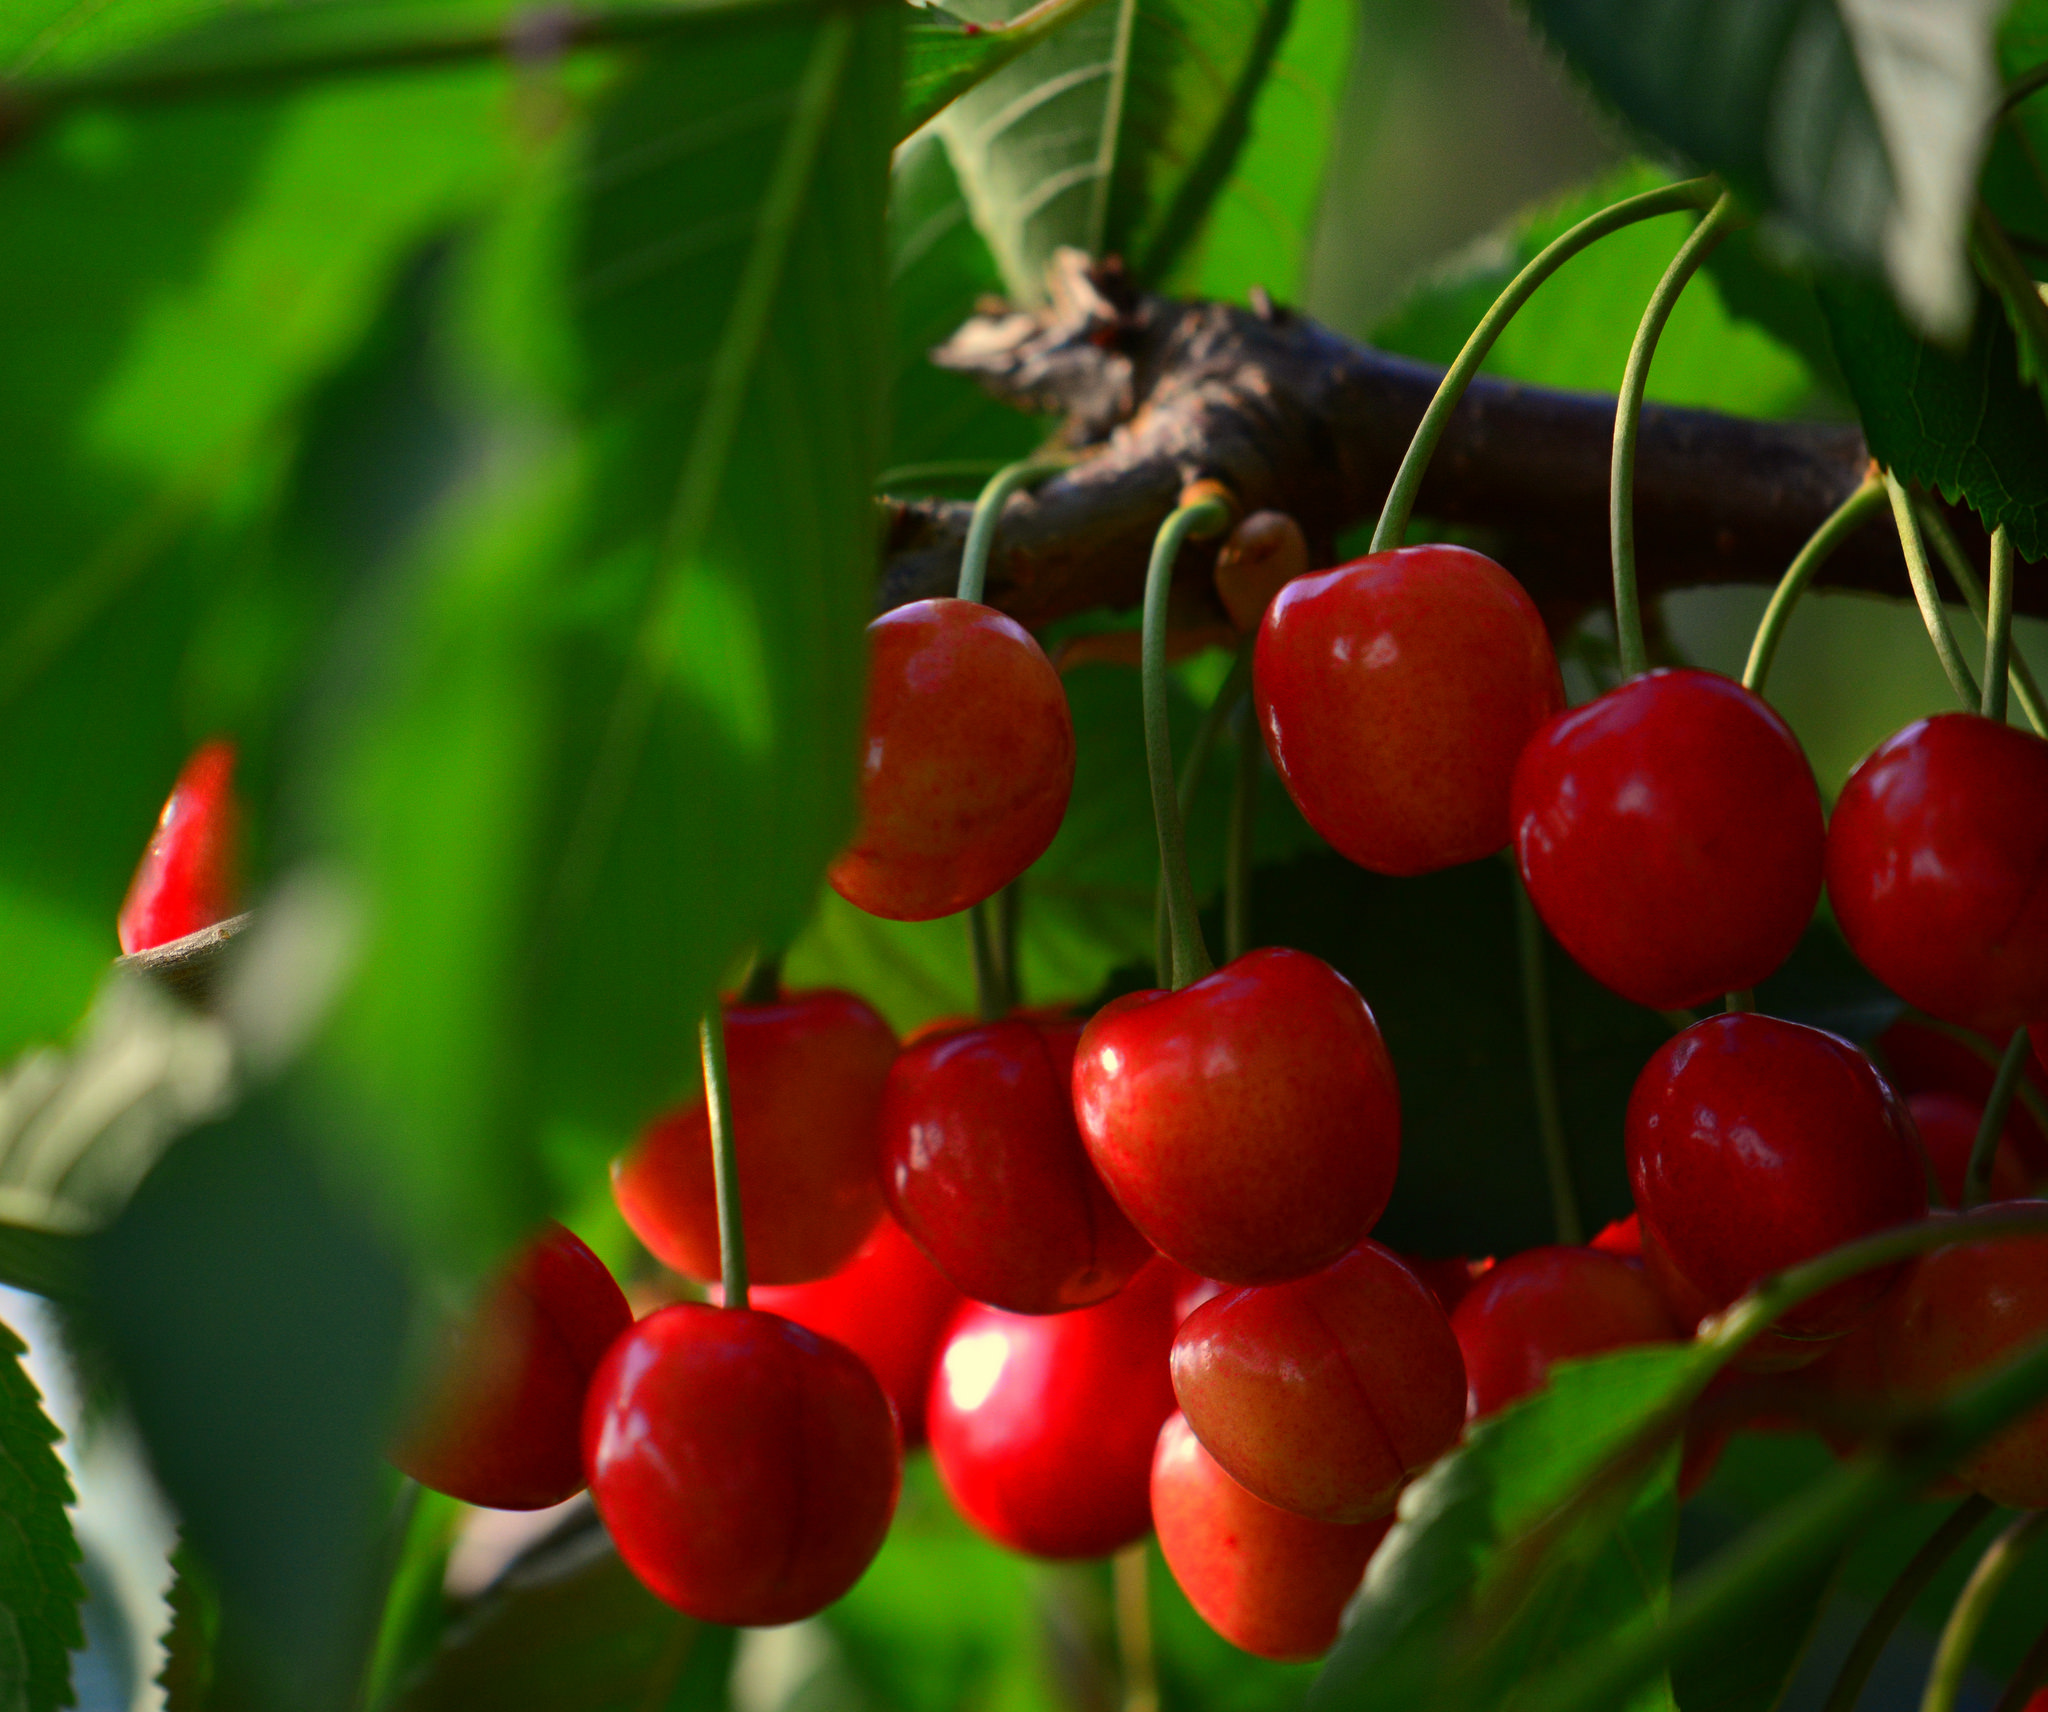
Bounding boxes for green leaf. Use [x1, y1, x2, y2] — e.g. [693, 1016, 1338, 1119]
[1525, 0, 2005, 341]
[1373, 164, 1831, 419]
[901, 0, 1113, 139]
[932, 0, 1319, 303]
[0, 1319, 83, 1712]
[395, 1511, 734, 1712]
[1819, 273, 2048, 559]
[1312, 1347, 1695, 1712]
[157, 1541, 220, 1712]
[0, 55, 516, 1067]
[1156, 0, 1350, 307]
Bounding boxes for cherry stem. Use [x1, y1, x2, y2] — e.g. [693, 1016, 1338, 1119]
[1724, 988, 1754, 1014]
[1820, 1495, 1997, 1712]
[958, 458, 1070, 605]
[1963, 1029, 2033, 1210]
[739, 951, 781, 1005]
[1369, 175, 1720, 555]
[1917, 503, 2048, 736]
[1144, 497, 1233, 988]
[1154, 639, 1253, 979]
[699, 1005, 747, 1310]
[1742, 473, 1887, 696]
[1991, 1616, 2048, 1712]
[1900, 1011, 2048, 1152]
[1224, 700, 1257, 964]
[1611, 191, 1740, 678]
[967, 899, 1010, 1021]
[1512, 866, 1582, 1246]
[1984, 526, 2015, 724]
[1112, 1543, 1158, 1712]
[1886, 474, 1982, 709]
[1920, 1512, 2048, 1712]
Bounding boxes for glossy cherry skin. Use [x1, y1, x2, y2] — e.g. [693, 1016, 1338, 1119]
[1882, 1203, 2048, 1507]
[1170, 1242, 1464, 1523]
[1627, 1014, 1926, 1355]
[1511, 669, 1824, 1009]
[748, 1214, 962, 1446]
[880, 1019, 1153, 1313]
[1590, 1214, 1643, 1259]
[1151, 1412, 1390, 1662]
[829, 598, 1075, 922]
[614, 990, 893, 1285]
[1827, 714, 2048, 1035]
[1906, 1092, 2030, 1209]
[391, 1222, 633, 1510]
[1073, 947, 1400, 1284]
[117, 739, 240, 955]
[1255, 545, 1564, 876]
[583, 1303, 901, 1625]
[926, 1262, 1179, 1559]
[1450, 1246, 1680, 1421]
[1881, 1015, 2048, 1178]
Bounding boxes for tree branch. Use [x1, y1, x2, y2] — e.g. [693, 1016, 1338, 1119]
[880, 252, 2002, 630]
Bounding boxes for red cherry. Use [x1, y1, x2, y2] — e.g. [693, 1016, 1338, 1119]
[1254, 545, 1563, 875]
[1880, 1015, 2048, 1178]
[583, 1302, 901, 1624]
[1827, 714, 2048, 1035]
[748, 1213, 962, 1446]
[391, 1221, 632, 1510]
[1511, 669, 1824, 1009]
[829, 599, 1075, 922]
[1906, 1092, 2030, 1208]
[117, 739, 240, 955]
[1072, 947, 1400, 1283]
[1150, 1412, 1390, 1662]
[1589, 1214, 1643, 1259]
[1169, 1242, 1464, 1523]
[926, 1262, 1179, 1559]
[1882, 1203, 2048, 1508]
[1449, 1245, 1679, 1421]
[614, 990, 893, 1285]
[879, 1018, 1153, 1313]
[1627, 1014, 1927, 1355]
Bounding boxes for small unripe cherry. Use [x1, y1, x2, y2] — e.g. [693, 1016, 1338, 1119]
[1073, 947, 1400, 1284]
[829, 599, 1075, 922]
[747, 1214, 961, 1446]
[879, 1018, 1152, 1313]
[1450, 1245, 1679, 1421]
[118, 739, 240, 954]
[391, 1221, 632, 1510]
[1170, 1242, 1464, 1523]
[1881, 1202, 2048, 1509]
[1255, 545, 1563, 875]
[583, 1302, 901, 1625]
[613, 989, 893, 1285]
[1511, 669, 1824, 1009]
[927, 1263, 1179, 1559]
[1827, 714, 2048, 1035]
[1151, 1412, 1389, 1662]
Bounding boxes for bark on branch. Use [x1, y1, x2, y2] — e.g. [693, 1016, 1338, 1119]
[880, 252, 2003, 630]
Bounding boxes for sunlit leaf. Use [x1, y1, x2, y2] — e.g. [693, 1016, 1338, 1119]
[0, 1319, 83, 1712]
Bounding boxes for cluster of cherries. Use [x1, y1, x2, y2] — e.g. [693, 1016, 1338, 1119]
[115, 520, 2048, 1663]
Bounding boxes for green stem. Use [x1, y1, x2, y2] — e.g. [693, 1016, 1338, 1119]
[1725, 988, 1755, 1014]
[1225, 700, 1257, 965]
[1972, 206, 2048, 390]
[1743, 475, 1887, 695]
[1920, 1513, 2048, 1712]
[1917, 503, 2048, 736]
[700, 1005, 747, 1310]
[1887, 474, 1981, 708]
[1113, 1543, 1159, 1712]
[1985, 526, 2015, 725]
[1513, 867, 1582, 1246]
[1991, 1617, 2048, 1712]
[740, 951, 781, 1005]
[1612, 192, 1740, 678]
[1155, 640, 1254, 979]
[958, 459, 1067, 605]
[1144, 499, 1232, 988]
[1820, 1495, 1997, 1712]
[1368, 176, 1720, 554]
[1964, 1030, 2033, 1210]
[968, 900, 1008, 1021]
